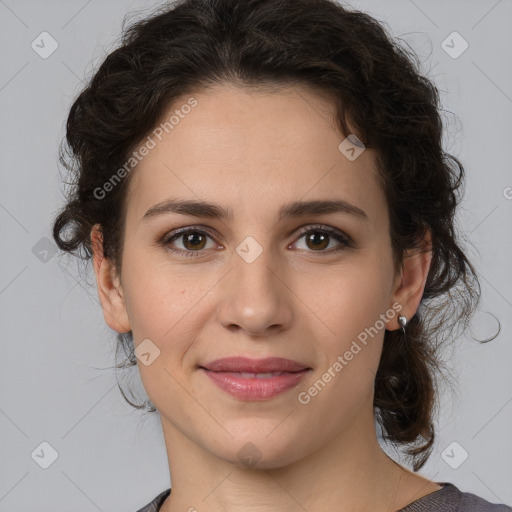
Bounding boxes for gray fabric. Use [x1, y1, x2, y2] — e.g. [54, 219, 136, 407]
[135, 488, 170, 512]
[397, 482, 511, 511]
[137, 489, 171, 512]
[135, 482, 512, 511]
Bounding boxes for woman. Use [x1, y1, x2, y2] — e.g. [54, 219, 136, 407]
[51, 0, 511, 510]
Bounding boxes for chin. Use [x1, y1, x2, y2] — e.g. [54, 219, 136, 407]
[207, 430, 309, 470]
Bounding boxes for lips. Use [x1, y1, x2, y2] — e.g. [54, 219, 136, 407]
[199, 357, 312, 400]
[201, 356, 310, 373]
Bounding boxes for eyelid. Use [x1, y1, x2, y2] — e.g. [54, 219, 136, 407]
[161, 225, 222, 249]
[292, 223, 351, 244]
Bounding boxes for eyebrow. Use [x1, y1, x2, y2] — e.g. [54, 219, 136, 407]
[142, 198, 369, 223]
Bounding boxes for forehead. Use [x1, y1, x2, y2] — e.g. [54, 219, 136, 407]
[124, 83, 385, 231]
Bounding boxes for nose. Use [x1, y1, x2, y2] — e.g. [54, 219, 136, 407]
[216, 241, 293, 337]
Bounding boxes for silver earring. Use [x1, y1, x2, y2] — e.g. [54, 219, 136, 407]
[398, 314, 407, 336]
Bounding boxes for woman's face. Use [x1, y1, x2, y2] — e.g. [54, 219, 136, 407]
[93, 83, 427, 469]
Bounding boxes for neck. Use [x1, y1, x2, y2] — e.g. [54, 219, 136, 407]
[159, 404, 416, 512]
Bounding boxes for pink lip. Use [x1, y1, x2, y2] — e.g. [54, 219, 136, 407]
[199, 357, 312, 400]
[203, 356, 309, 373]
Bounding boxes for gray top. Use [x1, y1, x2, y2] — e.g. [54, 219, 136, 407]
[135, 482, 512, 511]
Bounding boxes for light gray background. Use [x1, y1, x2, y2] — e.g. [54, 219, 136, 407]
[1, 0, 511, 510]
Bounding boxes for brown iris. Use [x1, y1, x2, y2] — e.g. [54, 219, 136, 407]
[305, 231, 329, 251]
[182, 232, 207, 250]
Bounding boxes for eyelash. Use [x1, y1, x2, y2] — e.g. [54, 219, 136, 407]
[160, 224, 352, 258]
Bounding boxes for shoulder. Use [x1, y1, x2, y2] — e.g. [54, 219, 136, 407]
[134, 484, 511, 512]
[399, 482, 511, 512]
[456, 485, 512, 512]
[135, 488, 171, 512]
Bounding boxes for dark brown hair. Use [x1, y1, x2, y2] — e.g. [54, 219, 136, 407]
[52, 0, 488, 471]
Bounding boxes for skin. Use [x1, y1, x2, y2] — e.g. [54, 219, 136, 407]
[91, 83, 440, 512]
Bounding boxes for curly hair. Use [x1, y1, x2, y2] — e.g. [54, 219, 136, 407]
[52, 0, 486, 471]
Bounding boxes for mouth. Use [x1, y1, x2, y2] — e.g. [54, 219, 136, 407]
[200, 356, 311, 373]
[198, 357, 312, 400]
[217, 371, 299, 378]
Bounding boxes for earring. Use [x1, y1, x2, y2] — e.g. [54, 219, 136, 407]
[398, 314, 407, 340]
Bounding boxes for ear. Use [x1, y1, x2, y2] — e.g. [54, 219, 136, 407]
[388, 229, 433, 330]
[90, 224, 131, 333]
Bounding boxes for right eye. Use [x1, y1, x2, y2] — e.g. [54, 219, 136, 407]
[161, 227, 221, 257]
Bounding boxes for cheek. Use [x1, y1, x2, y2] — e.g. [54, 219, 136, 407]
[121, 245, 198, 328]
[300, 257, 393, 333]
[302, 253, 394, 391]
[120, 250, 224, 402]
[298, 262, 392, 416]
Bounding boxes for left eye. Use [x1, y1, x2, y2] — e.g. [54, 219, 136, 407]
[293, 227, 349, 252]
